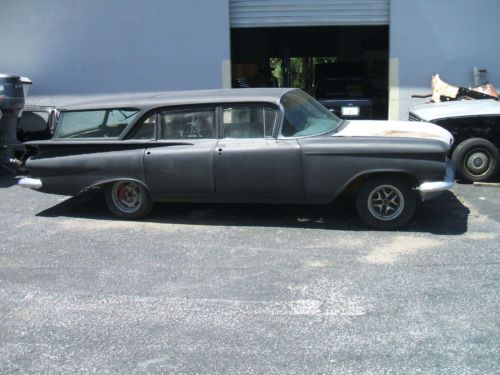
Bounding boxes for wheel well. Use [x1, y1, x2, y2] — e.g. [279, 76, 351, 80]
[437, 116, 500, 150]
[454, 135, 498, 145]
[342, 172, 418, 194]
[80, 178, 151, 195]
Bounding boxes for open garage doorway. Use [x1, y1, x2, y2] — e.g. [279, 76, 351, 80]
[231, 26, 389, 119]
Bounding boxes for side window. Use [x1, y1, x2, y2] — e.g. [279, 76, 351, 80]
[159, 108, 215, 139]
[222, 106, 277, 139]
[55, 108, 139, 138]
[264, 108, 277, 137]
[126, 114, 156, 140]
[55, 110, 106, 138]
[105, 109, 139, 137]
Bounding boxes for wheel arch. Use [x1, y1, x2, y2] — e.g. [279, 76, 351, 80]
[79, 178, 151, 195]
[339, 170, 419, 196]
[437, 115, 500, 152]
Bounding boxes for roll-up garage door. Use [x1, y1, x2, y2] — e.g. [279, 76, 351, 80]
[230, 0, 389, 28]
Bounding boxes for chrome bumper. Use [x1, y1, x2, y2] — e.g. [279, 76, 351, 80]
[18, 177, 43, 190]
[417, 161, 455, 201]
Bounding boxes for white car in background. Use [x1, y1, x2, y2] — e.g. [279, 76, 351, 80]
[410, 99, 500, 182]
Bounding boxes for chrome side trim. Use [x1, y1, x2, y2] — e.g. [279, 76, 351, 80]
[18, 177, 43, 190]
[417, 161, 455, 201]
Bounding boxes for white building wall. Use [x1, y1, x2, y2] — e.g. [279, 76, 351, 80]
[0, 0, 230, 105]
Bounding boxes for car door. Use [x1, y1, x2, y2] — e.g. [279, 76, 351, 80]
[214, 104, 304, 199]
[143, 106, 218, 198]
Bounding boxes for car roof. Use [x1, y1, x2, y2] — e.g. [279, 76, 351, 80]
[410, 99, 500, 121]
[59, 88, 296, 111]
[23, 105, 57, 112]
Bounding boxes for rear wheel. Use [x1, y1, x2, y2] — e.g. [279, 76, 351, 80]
[105, 181, 154, 219]
[452, 138, 499, 182]
[356, 175, 416, 230]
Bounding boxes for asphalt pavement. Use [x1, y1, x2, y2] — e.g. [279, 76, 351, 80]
[0, 170, 499, 374]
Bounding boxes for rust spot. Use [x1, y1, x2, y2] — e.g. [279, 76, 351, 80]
[377, 130, 435, 139]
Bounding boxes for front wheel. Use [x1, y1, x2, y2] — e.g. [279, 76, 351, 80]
[356, 176, 416, 230]
[105, 181, 154, 219]
[452, 138, 499, 182]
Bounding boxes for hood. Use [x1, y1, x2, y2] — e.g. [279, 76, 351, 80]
[334, 120, 453, 146]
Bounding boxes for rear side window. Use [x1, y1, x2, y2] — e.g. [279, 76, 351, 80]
[55, 108, 140, 138]
[159, 108, 215, 139]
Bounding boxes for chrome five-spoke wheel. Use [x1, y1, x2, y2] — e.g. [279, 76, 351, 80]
[367, 185, 405, 221]
[356, 176, 416, 230]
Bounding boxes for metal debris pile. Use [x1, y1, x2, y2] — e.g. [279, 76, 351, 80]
[413, 67, 499, 103]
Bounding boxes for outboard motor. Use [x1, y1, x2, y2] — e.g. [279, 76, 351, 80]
[0, 74, 32, 167]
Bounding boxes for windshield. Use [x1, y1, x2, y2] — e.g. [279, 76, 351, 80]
[280, 90, 342, 137]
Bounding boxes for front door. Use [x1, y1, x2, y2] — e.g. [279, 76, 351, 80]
[214, 105, 303, 199]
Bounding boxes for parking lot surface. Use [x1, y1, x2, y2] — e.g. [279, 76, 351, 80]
[0, 171, 499, 374]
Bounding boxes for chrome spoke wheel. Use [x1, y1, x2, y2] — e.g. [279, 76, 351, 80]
[111, 182, 143, 214]
[357, 176, 415, 229]
[367, 184, 405, 221]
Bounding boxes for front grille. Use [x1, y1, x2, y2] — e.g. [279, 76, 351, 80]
[408, 112, 422, 121]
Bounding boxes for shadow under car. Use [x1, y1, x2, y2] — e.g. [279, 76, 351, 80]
[36, 191, 469, 235]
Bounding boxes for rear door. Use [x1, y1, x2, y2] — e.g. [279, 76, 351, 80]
[214, 104, 303, 199]
[143, 106, 218, 198]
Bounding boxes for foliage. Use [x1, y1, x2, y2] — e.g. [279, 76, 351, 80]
[269, 57, 338, 90]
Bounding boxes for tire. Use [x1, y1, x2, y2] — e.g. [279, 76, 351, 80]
[105, 181, 154, 219]
[452, 138, 499, 182]
[356, 175, 416, 230]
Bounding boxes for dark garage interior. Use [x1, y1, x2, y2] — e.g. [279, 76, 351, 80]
[231, 26, 389, 119]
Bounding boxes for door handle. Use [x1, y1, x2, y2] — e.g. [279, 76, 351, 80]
[218, 148, 223, 155]
[146, 151, 151, 155]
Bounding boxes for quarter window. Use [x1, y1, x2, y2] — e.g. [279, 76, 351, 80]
[159, 108, 215, 139]
[222, 106, 277, 138]
[126, 114, 156, 139]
